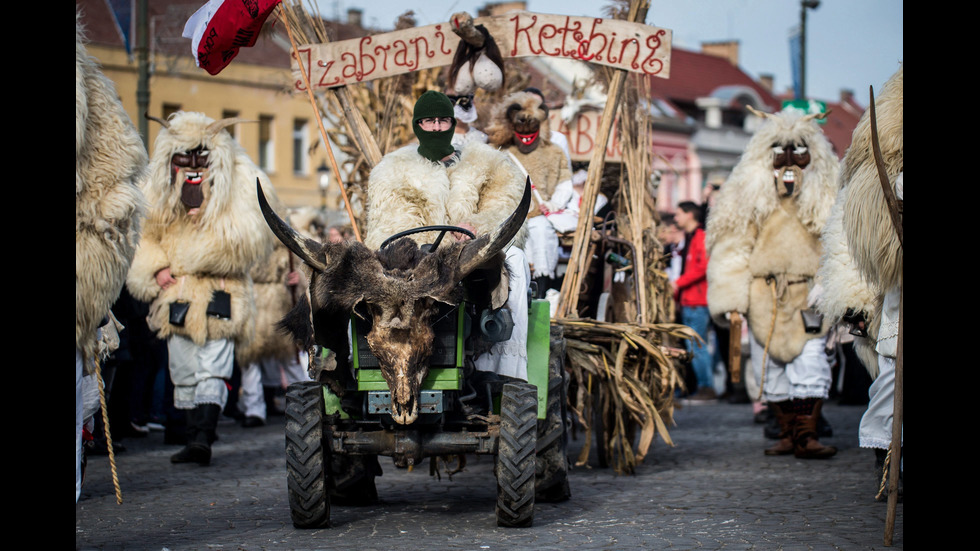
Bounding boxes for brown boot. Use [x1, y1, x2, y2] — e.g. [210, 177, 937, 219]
[793, 399, 837, 459]
[764, 401, 795, 456]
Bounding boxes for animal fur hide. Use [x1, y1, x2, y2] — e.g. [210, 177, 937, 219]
[76, 16, 147, 365]
[706, 109, 839, 363]
[365, 140, 526, 250]
[127, 111, 275, 346]
[842, 66, 903, 293]
[485, 91, 572, 207]
[817, 65, 902, 376]
[235, 241, 302, 365]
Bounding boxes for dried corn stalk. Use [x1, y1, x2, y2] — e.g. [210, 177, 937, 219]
[559, 319, 696, 474]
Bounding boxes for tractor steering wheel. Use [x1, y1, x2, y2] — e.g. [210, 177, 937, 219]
[379, 225, 476, 251]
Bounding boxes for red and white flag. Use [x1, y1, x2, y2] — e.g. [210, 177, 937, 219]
[182, 0, 282, 75]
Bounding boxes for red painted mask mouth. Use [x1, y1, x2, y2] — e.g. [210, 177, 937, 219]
[171, 148, 210, 210]
[514, 130, 539, 146]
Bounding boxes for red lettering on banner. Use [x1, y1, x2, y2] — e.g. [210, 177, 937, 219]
[605, 31, 618, 63]
[340, 52, 358, 79]
[374, 44, 391, 71]
[294, 13, 670, 90]
[293, 48, 310, 91]
[582, 19, 607, 62]
[511, 14, 542, 56]
[539, 22, 561, 56]
[434, 24, 453, 55]
[641, 31, 667, 75]
[574, 40, 593, 61]
[358, 37, 376, 79]
[317, 59, 340, 87]
[618, 38, 640, 70]
[410, 35, 435, 62]
[572, 114, 594, 157]
[559, 17, 582, 57]
[392, 40, 410, 68]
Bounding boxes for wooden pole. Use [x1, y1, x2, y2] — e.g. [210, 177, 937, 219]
[556, 0, 650, 319]
[728, 312, 742, 383]
[884, 286, 903, 546]
[869, 84, 903, 547]
[280, 9, 363, 242]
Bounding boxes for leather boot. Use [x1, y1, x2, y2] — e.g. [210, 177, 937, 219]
[793, 399, 837, 459]
[171, 408, 206, 464]
[764, 401, 795, 456]
[170, 404, 220, 466]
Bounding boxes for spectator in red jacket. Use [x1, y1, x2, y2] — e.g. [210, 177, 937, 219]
[672, 201, 714, 401]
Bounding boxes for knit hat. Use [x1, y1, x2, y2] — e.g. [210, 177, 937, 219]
[413, 91, 456, 162]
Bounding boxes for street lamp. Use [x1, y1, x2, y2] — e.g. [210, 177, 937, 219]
[798, 0, 820, 100]
[317, 161, 330, 211]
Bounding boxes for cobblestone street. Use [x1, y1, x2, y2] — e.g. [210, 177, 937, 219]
[76, 399, 902, 550]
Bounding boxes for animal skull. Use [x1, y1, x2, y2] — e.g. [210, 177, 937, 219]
[258, 180, 530, 424]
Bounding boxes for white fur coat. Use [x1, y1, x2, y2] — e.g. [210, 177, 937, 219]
[817, 65, 903, 376]
[76, 17, 146, 363]
[706, 109, 839, 363]
[127, 112, 275, 346]
[364, 141, 526, 250]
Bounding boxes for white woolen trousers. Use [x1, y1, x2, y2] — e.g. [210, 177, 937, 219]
[474, 247, 530, 381]
[751, 335, 831, 402]
[168, 335, 234, 409]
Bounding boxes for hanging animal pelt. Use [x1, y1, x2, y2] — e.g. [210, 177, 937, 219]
[76, 14, 146, 364]
[448, 22, 505, 94]
[127, 112, 276, 347]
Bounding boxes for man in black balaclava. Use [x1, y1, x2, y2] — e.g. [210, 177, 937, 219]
[413, 89, 458, 164]
[364, 90, 532, 382]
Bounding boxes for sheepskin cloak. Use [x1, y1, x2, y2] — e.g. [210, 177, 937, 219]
[235, 241, 301, 365]
[364, 140, 526, 250]
[76, 17, 146, 365]
[706, 110, 839, 363]
[817, 66, 903, 376]
[127, 112, 275, 347]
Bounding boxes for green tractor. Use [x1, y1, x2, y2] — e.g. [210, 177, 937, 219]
[258, 183, 570, 528]
[285, 299, 569, 528]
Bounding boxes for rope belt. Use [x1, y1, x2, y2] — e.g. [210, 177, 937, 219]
[755, 275, 810, 402]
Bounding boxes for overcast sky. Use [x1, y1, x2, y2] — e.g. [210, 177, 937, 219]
[313, 0, 903, 104]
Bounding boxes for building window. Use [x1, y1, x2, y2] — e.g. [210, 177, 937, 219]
[222, 110, 240, 140]
[259, 115, 274, 172]
[162, 103, 181, 119]
[293, 118, 310, 175]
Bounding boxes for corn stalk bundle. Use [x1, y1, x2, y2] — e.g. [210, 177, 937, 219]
[557, 319, 697, 474]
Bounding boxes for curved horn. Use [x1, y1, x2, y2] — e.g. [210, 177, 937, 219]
[745, 104, 772, 120]
[802, 108, 831, 122]
[256, 179, 329, 272]
[457, 177, 531, 276]
[207, 117, 256, 137]
[145, 112, 170, 129]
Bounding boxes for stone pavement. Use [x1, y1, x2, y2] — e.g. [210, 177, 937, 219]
[76, 399, 902, 550]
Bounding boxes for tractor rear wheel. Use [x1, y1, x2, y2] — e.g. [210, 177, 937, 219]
[285, 382, 330, 528]
[495, 382, 537, 527]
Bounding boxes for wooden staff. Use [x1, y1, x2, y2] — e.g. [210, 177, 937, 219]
[728, 312, 742, 383]
[279, 6, 362, 242]
[869, 85, 903, 546]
